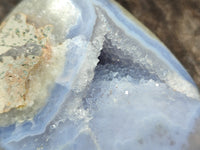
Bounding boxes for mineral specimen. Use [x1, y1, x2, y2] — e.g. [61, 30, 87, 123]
[0, 13, 67, 126]
[0, 0, 199, 150]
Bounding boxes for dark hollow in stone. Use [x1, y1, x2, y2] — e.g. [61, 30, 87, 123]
[97, 36, 161, 82]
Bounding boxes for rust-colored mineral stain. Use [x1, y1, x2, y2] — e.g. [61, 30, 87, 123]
[42, 41, 52, 61]
[0, 13, 53, 113]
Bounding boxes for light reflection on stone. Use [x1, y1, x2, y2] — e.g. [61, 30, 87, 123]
[0, 0, 199, 150]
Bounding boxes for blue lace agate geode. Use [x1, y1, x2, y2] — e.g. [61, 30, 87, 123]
[0, 0, 200, 150]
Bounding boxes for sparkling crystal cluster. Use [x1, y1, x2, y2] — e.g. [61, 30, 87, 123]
[0, 0, 199, 150]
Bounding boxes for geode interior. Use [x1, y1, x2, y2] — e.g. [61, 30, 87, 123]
[0, 0, 200, 150]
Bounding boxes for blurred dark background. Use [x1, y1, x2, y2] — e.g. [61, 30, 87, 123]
[0, 0, 200, 88]
[116, 0, 200, 89]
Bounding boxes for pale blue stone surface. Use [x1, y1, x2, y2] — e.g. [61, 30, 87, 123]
[0, 0, 200, 150]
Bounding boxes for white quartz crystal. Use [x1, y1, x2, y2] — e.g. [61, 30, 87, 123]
[0, 0, 199, 150]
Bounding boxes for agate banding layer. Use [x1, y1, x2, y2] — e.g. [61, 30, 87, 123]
[0, 0, 200, 150]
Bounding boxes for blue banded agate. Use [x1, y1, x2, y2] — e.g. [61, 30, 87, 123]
[0, 0, 199, 150]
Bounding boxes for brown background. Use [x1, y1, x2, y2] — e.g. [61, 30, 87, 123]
[116, 0, 200, 89]
[0, 0, 200, 89]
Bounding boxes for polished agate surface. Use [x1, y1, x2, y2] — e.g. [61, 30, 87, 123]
[0, 0, 200, 150]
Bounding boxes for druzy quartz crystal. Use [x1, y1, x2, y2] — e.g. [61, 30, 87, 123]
[0, 0, 200, 150]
